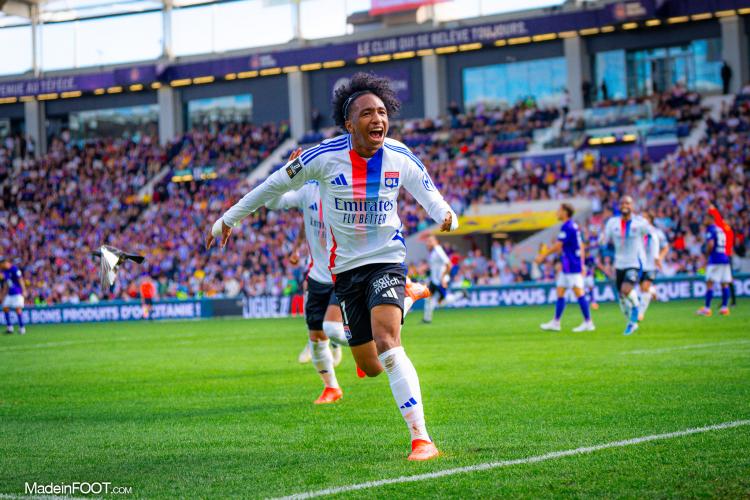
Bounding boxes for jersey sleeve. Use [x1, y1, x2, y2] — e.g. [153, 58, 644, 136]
[399, 148, 457, 230]
[265, 187, 305, 211]
[601, 219, 614, 245]
[222, 155, 316, 227]
[436, 246, 451, 265]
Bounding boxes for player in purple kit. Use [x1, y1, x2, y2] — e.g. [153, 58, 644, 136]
[697, 206, 733, 317]
[1, 259, 27, 335]
[535, 203, 595, 332]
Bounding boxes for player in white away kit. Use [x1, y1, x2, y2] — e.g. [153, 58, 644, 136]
[208, 73, 457, 461]
[638, 212, 669, 321]
[422, 236, 465, 323]
[266, 179, 349, 404]
[601, 196, 650, 335]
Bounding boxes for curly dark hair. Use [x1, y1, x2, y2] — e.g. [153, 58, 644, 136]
[331, 72, 401, 130]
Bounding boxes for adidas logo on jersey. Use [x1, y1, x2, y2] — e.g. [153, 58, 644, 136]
[331, 173, 348, 186]
[381, 288, 399, 300]
[308, 202, 317, 211]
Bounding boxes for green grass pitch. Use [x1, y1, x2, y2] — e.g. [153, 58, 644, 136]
[1, 300, 748, 498]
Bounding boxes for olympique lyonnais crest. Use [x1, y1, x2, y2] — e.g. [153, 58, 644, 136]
[384, 171, 399, 188]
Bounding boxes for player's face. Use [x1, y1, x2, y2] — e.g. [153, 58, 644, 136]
[347, 94, 388, 154]
[620, 198, 632, 217]
[556, 207, 567, 221]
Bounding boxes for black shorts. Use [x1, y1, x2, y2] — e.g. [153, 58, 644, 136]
[143, 297, 154, 306]
[640, 270, 657, 283]
[615, 268, 640, 291]
[428, 281, 446, 301]
[305, 278, 339, 331]
[334, 263, 406, 347]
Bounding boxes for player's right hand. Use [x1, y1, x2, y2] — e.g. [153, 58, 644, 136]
[206, 218, 232, 250]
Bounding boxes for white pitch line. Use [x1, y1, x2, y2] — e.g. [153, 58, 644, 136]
[272, 419, 750, 500]
[622, 339, 750, 355]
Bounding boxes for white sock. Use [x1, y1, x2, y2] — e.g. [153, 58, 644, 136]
[404, 296, 414, 316]
[378, 346, 430, 442]
[640, 289, 652, 316]
[423, 296, 436, 322]
[310, 340, 339, 389]
[322, 321, 347, 346]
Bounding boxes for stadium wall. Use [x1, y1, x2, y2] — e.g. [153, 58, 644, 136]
[9, 275, 749, 325]
[444, 41, 564, 109]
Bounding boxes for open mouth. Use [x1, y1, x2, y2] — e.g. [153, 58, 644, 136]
[368, 129, 384, 141]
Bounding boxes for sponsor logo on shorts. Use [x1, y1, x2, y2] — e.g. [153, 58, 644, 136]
[372, 274, 400, 295]
[343, 325, 352, 340]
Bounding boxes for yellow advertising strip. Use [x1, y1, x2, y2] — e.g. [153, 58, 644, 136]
[20, 96, 35, 102]
[579, 27, 599, 36]
[435, 45, 458, 54]
[94, 88, 106, 95]
[300, 63, 322, 71]
[322, 60, 346, 68]
[622, 22, 638, 29]
[259, 67, 282, 76]
[237, 71, 258, 79]
[532, 33, 557, 42]
[691, 12, 712, 20]
[458, 43, 481, 52]
[493, 39, 507, 46]
[192, 76, 215, 84]
[558, 31, 577, 38]
[224, 73, 237, 80]
[667, 16, 688, 24]
[355, 57, 369, 64]
[107, 86, 123, 94]
[170, 79, 191, 87]
[393, 51, 416, 59]
[38, 93, 59, 100]
[368, 54, 392, 62]
[417, 48, 435, 56]
[714, 10, 736, 17]
[645, 19, 662, 26]
[61, 91, 82, 98]
[129, 84, 144, 91]
[0, 97, 18, 104]
[441, 212, 559, 236]
[600, 25, 615, 33]
[508, 36, 531, 45]
[282, 66, 299, 73]
[150, 82, 162, 89]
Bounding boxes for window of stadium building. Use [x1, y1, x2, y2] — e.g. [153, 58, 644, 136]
[68, 105, 159, 141]
[187, 95, 253, 128]
[596, 39, 722, 101]
[462, 57, 567, 109]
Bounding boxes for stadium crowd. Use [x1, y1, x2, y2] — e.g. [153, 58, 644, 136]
[1, 91, 748, 304]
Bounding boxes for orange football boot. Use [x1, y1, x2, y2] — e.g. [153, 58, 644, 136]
[408, 439, 439, 461]
[696, 307, 712, 317]
[719, 307, 730, 316]
[405, 279, 431, 302]
[314, 387, 343, 404]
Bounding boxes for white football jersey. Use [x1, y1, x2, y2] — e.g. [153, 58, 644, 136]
[641, 225, 668, 272]
[221, 134, 457, 275]
[266, 181, 331, 285]
[428, 245, 451, 286]
[602, 215, 650, 269]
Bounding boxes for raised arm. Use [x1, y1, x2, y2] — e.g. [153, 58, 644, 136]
[207, 148, 308, 249]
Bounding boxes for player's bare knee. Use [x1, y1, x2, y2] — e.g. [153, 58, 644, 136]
[308, 330, 327, 341]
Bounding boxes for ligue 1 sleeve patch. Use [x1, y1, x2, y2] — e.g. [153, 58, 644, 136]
[286, 158, 303, 179]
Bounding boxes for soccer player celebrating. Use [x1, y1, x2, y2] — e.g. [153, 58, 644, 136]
[422, 235, 465, 323]
[535, 203, 594, 332]
[638, 212, 669, 321]
[697, 205, 734, 316]
[266, 176, 349, 403]
[1, 259, 26, 334]
[207, 73, 458, 461]
[601, 196, 650, 335]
